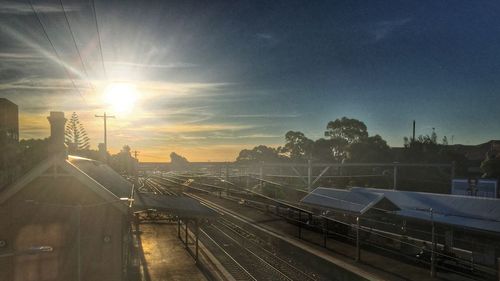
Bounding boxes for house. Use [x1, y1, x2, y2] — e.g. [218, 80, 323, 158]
[0, 112, 133, 281]
[0, 111, 217, 281]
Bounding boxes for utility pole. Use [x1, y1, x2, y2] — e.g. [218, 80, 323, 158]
[133, 150, 140, 160]
[95, 112, 115, 155]
[412, 120, 416, 142]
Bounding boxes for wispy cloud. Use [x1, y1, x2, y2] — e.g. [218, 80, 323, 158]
[107, 61, 198, 69]
[228, 113, 300, 118]
[0, 1, 80, 14]
[0, 52, 42, 62]
[370, 18, 412, 42]
[255, 32, 279, 45]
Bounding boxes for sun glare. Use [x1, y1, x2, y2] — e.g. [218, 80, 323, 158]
[103, 83, 138, 113]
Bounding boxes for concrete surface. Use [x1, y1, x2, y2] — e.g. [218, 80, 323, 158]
[137, 223, 207, 281]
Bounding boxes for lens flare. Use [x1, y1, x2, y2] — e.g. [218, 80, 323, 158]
[103, 83, 138, 113]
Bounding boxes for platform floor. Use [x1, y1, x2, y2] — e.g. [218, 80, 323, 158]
[136, 223, 207, 281]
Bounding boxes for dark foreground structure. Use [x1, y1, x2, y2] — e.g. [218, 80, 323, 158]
[0, 112, 214, 281]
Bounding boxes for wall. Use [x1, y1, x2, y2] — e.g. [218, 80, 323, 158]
[0, 174, 125, 281]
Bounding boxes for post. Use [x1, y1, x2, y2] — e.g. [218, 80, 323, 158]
[412, 120, 416, 142]
[356, 216, 361, 262]
[393, 163, 398, 190]
[307, 159, 312, 191]
[259, 164, 264, 189]
[185, 219, 188, 248]
[177, 219, 181, 239]
[430, 208, 436, 277]
[451, 161, 456, 181]
[195, 219, 199, 263]
[323, 217, 327, 248]
[298, 211, 302, 239]
[76, 204, 82, 281]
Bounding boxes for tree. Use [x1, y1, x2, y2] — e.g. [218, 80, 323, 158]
[65, 112, 90, 153]
[280, 131, 314, 161]
[236, 145, 284, 163]
[325, 117, 368, 144]
[442, 136, 448, 145]
[311, 138, 336, 162]
[110, 145, 137, 175]
[347, 135, 391, 162]
[170, 152, 189, 170]
[431, 128, 437, 144]
[322, 117, 369, 162]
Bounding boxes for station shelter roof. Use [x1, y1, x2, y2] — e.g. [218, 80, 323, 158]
[301, 186, 500, 233]
[300, 187, 397, 215]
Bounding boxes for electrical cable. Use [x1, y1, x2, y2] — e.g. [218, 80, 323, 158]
[59, 0, 94, 91]
[27, 0, 86, 102]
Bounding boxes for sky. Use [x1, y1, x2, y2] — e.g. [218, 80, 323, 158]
[1, 0, 500, 162]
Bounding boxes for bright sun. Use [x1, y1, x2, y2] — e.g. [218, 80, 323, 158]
[103, 83, 138, 113]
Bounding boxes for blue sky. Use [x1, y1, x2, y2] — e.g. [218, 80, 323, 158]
[1, 0, 500, 161]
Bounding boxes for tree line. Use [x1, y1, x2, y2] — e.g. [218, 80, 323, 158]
[236, 116, 466, 166]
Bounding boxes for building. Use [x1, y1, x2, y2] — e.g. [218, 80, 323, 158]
[0, 98, 19, 142]
[0, 112, 132, 281]
[0, 111, 216, 281]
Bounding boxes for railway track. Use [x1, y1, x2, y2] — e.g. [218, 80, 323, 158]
[143, 175, 321, 281]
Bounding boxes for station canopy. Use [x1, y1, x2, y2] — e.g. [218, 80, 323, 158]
[68, 156, 216, 218]
[300, 187, 398, 215]
[301, 187, 500, 233]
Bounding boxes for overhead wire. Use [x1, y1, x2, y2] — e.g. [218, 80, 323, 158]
[59, 0, 95, 92]
[90, 0, 107, 79]
[27, 0, 87, 103]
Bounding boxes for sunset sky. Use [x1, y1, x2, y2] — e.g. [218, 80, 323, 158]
[1, 0, 500, 162]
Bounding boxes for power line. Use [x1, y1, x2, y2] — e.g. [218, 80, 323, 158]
[27, 0, 86, 103]
[90, 0, 107, 79]
[59, 0, 94, 91]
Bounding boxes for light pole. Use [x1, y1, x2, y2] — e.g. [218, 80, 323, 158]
[430, 208, 436, 277]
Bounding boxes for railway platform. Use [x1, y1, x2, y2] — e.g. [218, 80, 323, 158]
[132, 222, 208, 281]
[191, 192, 477, 281]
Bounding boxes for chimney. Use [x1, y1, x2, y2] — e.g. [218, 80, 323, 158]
[47, 111, 67, 158]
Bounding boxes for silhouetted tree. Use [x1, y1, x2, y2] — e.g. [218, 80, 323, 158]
[323, 117, 369, 162]
[311, 138, 336, 162]
[480, 147, 500, 179]
[442, 136, 449, 145]
[236, 145, 284, 163]
[110, 145, 137, 175]
[347, 135, 391, 162]
[170, 152, 189, 170]
[65, 112, 90, 154]
[325, 117, 368, 144]
[280, 131, 314, 161]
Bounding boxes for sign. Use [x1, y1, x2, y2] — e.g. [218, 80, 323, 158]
[451, 179, 498, 198]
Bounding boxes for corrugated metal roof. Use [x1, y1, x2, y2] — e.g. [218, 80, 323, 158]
[133, 193, 217, 217]
[301, 186, 500, 233]
[68, 156, 216, 218]
[353, 187, 500, 223]
[300, 187, 388, 215]
[68, 156, 132, 199]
